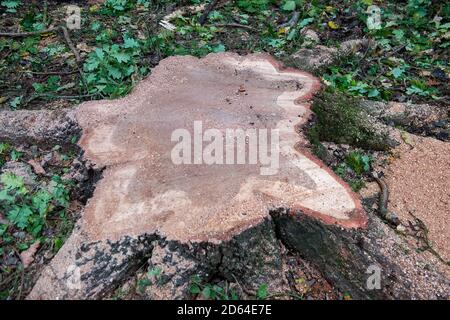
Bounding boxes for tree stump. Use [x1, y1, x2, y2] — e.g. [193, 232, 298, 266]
[5, 53, 443, 299]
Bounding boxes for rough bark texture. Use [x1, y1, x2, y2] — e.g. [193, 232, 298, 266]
[272, 205, 448, 299]
[27, 207, 447, 300]
[0, 109, 79, 146]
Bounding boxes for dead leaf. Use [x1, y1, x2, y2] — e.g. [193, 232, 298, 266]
[76, 43, 93, 53]
[328, 21, 339, 29]
[20, 241, 41, 269]
[427, 79, 439, 86]
[400, 130, 415, 148]
[28, 159, 46, 175]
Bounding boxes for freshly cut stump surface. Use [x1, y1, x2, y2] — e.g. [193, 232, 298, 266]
[76, 53, 365, 241]
[28, 53, 366, 299]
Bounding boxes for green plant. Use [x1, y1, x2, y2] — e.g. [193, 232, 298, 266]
[0, 173, 70, 238]
[189, 276, 238, 300]
[345, 151, 371, 175]
[103, 0, 129, 14]
[1, 0, 21, 13]
[83, 35, 142, 97]
[237, 0, 269, 13]
[333, 151, 372, 192]
[334, 162, 366, 192]
[256, 283, 268, 299]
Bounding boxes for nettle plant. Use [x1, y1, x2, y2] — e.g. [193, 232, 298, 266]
[0, 173, 70, 239]
[83, 35, 142, 97]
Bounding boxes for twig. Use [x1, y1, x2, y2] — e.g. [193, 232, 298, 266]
[28, 70, 78, 76]
[407, 210, 447, 264]
[231, 274, 251, 299]
[372, 171, 400, 226]
[265, 291, 304, 300]
[0, 27, 58, 37]
[58, 26, 88, 93]
[0, 273, 16, 288]
[43, 0, 48, 25]
[12, 247, 25, 300]
[199, 0, 220, 25]
[59, 26, 81, 63]
[33, 93, 99, 100]
[280, 11, 300, 29]
[211, 23, 256, 31]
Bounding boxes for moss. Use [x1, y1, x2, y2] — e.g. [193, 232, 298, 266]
[308, 87, 390, 151]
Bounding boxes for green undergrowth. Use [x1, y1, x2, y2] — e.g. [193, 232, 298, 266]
[1, 0, 448, 108]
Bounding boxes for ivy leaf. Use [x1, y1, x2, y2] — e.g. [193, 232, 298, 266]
[202, 286, 211, 299]
[94, 48, 105, 60]
[256, 283, 268, 299]
[391, 67, 404, 79]
[282, 0, 296, 11]
[299, 18, 314, 28]
[1, 0, 21, 13]
[392, 29, 405, 41]
[368, 89, 380, 98]
[189, 284, 200, 294]
[212, 43, 225, 53]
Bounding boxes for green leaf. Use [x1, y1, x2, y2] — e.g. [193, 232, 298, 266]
[9, 96, 22, 109]
[1, 0, 21, 13]
[10, 149, 22, 161]
[368, 89, 380, 98]
[189, 284, 201, 294]
[7, 205, 33, 229]
[282, 0, 296, 11]
[256, 283, 268, 299]
[94, 48, 105, 60]
[0, 223, 7, 237]
[123, 36, 139, 49]
[392, 29, 405, 41]
[299, 18, 314, 28]
[202, 286, 211, 299]
[108, 67, 123, 79]
[112, 51, 131, 63]
[391, 67, 404, 79]
[212, 44, 225, 53]
[54, 237, 63, 251]
[32, 190, 52, 216]
[1, 172, 25, 191]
